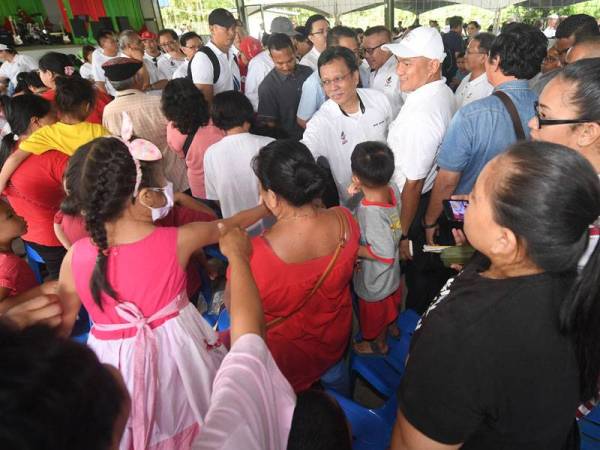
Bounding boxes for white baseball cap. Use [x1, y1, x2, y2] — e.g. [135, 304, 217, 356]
[382, 27, 446, 62]
[548, 14, 559, 19]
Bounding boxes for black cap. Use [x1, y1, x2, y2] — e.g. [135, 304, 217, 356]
[208, 8, 236, 28]
[102, 57, 143, 82]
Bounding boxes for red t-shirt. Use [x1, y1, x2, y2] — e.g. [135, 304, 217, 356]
[248, 207, 360, 392]
[3, 151, 68, 246]
[0, 252, 38, 296]
[41, 88, 111, 125]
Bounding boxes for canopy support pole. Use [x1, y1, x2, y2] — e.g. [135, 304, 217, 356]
[236, 0, 248, 26]
[385, 0, 394, 31]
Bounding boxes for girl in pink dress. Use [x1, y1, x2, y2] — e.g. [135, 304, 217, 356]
[57, 131, 268, 450]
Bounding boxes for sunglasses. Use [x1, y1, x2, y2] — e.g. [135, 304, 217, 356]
[534, 101, 597, 129]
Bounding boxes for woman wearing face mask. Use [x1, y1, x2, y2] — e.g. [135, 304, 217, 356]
[391, 141, 600, 450]
[57, 135, 269, 450]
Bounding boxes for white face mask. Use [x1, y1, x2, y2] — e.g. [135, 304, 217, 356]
[144, 181, 174, 221]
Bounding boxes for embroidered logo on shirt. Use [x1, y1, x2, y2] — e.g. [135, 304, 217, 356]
[341, 131, 348, 145]
[385, 76, 392, 87]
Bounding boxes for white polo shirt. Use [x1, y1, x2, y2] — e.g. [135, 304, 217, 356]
[190, 41, 241, 94]
[172, 59, 189, 79]
[299, 46, 321, 71]
[91, 48, 118, 96]
[157, 53, 186, 80]
[455, 72, 494, 108]
[387, 79, 456, 194]
[245, 51, 274, 111]
[0, 54, 38, 86]
[302, 88, 393, 204]
[369, 55, 404, 119]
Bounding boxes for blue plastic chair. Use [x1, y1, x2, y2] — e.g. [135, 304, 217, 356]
[351, 354, 402, 399]
[321, 359, 351, 396]
[580, 403, 600, 449]
[385, 309, 420, 373]
[326, 388, 397, 450]
[25, 244, 44, 284]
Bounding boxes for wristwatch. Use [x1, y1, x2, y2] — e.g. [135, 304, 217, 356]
[400, 234, 409, 241]
[422, 218, 438, 229]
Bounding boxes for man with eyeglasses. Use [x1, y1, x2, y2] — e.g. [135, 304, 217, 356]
[299, 14, 330, 71]
[554, 14, 599, 66]
[423, 24, 546, 261]
[363, 26, 404, 118]
[157, 29, 186, 79]
[119, 30, 168, 92]
[91, 29, 119, 96]
[454, 32, 494, 108]
[302, 46, 392, 206]
[529, 45, 562, 96]
[172, 32, 203, 79]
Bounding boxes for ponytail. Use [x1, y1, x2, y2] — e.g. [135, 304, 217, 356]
[561, 233, 600, 401]
[0, 134, 18, 168]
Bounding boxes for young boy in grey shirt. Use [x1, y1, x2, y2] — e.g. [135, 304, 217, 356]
[348, 141, 402, 356]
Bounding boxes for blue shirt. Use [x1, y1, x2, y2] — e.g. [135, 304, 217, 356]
[296, 71, 327, 121]
[437, 80, 538, 194]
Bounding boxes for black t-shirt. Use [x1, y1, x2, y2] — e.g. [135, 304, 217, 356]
[399, 254, 580, 449]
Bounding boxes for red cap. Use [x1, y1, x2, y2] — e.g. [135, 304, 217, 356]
[140, 31, 157, 40]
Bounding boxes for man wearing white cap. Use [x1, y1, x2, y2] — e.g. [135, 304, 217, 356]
[383, 26, 456, 314]
[544, 14, 560, 38]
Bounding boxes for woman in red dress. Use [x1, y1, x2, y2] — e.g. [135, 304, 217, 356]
[245, 139, 359, 392]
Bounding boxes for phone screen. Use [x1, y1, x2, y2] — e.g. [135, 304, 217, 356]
[446, 200, 468, 221]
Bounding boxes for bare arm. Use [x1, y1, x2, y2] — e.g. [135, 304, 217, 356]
[54, 223, 72, 249]
[150, 79, 168, 91]
[195, 84, 214, 105]
[0, 280, 58, 313]
[357, 245, 377, 260]
[219, 224, 264, 343]
[390, 412, 462, 450]
[0, 149, 31, 193]
[400, 179, 425, 260]
[297, 117, 307, 129]
[424, 169, 461, 245]
[57, 248, 82, 337]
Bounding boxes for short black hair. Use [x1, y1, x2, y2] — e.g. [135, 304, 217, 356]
[555, 14, 599, 40]
[364, 25, 392, 41]
[294, 26, 310, 42]
[448, 16, 464, 29]
[22, 70, 45, 89]
[467, 20, 481, 29]
[180, 31, 201, 47]
[457, 51, 465, 59]
[61, 143, 92, 215]
[267, 33, 294, 52]
[158, 28, 178, 41]
[38, 51, 74, 76]
[211, 90, 254, 131]
[95, 29, 115, 44]
[488, 23, 547, 80]
[327, 26, 357, 47]
[55, 76, 96, 119]
[82, 45, 95, 61]
[472, 32, 495, 53]
[351, 141, 395, 187]
[305, 14, 329, 34]
[161, 78, 210, 135]
[287, 390, 352, 450]
[252, 140, 326, 207]
[0, 323, 126, 450]
[355, 27, 364, 34]
[318, 46, 358, 74]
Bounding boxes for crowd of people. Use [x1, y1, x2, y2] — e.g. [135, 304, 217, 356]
[0, 7, 599, 450]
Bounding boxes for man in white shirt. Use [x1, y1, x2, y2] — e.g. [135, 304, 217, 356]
[544, 14, 559, 38]
[204, 91, 273, 234]
[299, 14, 330, 71]
[190, 8, 241, 103]
[91, 30, 119, 96]
[383, 26, 456, 312]
[119, 30, 167, 92]
[157, 29, 186, 79]
[141, 31, 166, 71]
[454, 32, 494, 108]
[172, 31, 203, 79]
[302, 47, 392, 206]
[0, 44, 38, 94]
[363, 26, 405, 118]
[245, 50, 274, 111]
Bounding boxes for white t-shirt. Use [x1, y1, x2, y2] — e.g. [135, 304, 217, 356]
[387, 79, 457, 193]
[299, 46, 321, 72]
[142, 58, 166, 86]
[302, 88, 393, 204]
[172, 59, 189, 79]
[79, 62, 94, 81]
[191, 334, 296, 450]
[543, 27, 556, 38]
[190, 41, 241, 95]
[0, 54, 38, 85]
[369, 55, 405, 119]
[91, 48, 118, 96]
[157, 53, 186, 80]
[245, 51, 274, 111]
[204, 132, 274, 232]
[454, 72, 494, 108]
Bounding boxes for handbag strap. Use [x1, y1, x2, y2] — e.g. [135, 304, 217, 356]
[493, 91, 526, 141]
[266, 208, 348, 330]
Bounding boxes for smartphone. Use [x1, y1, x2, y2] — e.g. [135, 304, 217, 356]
[443, 199, 469, 223]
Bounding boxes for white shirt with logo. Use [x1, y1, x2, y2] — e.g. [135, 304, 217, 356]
[455, 72, 494, 108]
[157, 53, 186, 80]
[172, 59, 189, 79]
[387, 79, 457, 193]
[369, 55, 405, 119]
[302, 88, 393, 204]
[190, 41, 241, 95]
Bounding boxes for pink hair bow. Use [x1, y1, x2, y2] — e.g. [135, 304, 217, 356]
[64, 66, 75, 76]
[119, 112, 163, 197]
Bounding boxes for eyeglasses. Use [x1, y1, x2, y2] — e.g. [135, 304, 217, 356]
[533, 101, 596, 129]
[160, 40, 177, 47]
[321, 71, 352, 87]
[185, 45, 202, 50]
[543, 56, 560, 63]
[361, 42, 385, 55]
[310, 29, 328, 36]
[465, 49, 487, 55]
